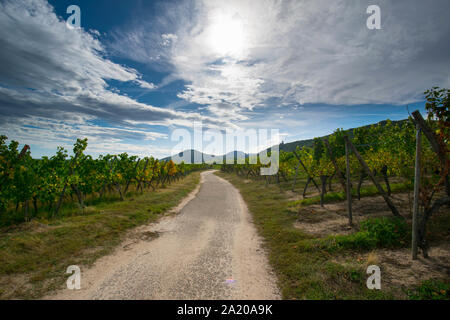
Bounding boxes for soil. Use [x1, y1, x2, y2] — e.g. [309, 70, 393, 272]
[294, 192, 449, 293]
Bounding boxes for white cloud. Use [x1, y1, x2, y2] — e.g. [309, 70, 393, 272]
[2, 116, 172, 158]
[135, 79, 157, 90]
[112, 0, 450, 120]
[161, 33, 178, 46]
[2, 0, 450, 158]
[0, 0, 236, 157]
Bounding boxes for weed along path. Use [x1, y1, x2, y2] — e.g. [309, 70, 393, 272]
[49, 171, 280, 300]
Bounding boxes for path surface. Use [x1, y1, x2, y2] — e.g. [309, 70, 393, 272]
[49, 171, 280, 300]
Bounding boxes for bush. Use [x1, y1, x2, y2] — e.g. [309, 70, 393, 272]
[334, 232, 378, 250]
[407, 279, 450, 300]
[360, 217, 408, 248]
[316, 217, 409, 251]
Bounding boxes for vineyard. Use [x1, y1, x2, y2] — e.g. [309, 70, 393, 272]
[0, 137, 208, 225]
[213, 89, 449, 299]
[221, 88, 449, 259]
[0, 88, 448, 300]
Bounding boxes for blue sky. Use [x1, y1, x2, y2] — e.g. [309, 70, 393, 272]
[0, 0, 449, 158]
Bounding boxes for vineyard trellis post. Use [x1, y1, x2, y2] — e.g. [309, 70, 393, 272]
[344, 136, 402, 218]
[412, 124, 421, 260]
[291, 160, 301, 192]
[345, 138, 353, 226]
[323, 138, 347, 191]
[292, 150, 321, 194]
[411, 110, 449, 196]
[411, 110, 450, 257]
[320, 175, 329, 207]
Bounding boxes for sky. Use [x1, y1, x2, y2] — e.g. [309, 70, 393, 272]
[0, 0, 449, 158]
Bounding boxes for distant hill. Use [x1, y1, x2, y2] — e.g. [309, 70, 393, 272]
[161, 118, 409, 162]
[276, 118, 408, 152]
[161, 149, 213, 163]
[161, 149, 247, 164]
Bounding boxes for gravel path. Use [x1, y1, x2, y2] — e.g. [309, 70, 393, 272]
[49, 171, 280, 300]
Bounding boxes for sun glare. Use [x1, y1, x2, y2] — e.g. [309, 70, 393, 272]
[207, 13, 247, 59]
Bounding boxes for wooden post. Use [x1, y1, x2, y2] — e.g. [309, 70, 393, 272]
[345, 138, 353, 226]
[411, 111, 444, 163]
[323, 139, 347, 191]
[292, 150, 321, 193]
[412, 125, 421, 260]
[320, 175, 328, 207]
[303, 177, 311, 198]
[344, 136, 402, 218]
[291, 161, 301, 191]
[412, 110, 449, 196]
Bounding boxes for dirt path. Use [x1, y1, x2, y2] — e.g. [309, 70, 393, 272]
[48, 171, 280, 300]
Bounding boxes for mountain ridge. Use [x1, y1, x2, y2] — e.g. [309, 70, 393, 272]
[161, 118, 409, 162]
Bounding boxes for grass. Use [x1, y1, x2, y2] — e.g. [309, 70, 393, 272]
[305, 217, 410, 252]
[215, 171, 397, 299]
[296, 182, 412, 206]
[215, 171, 448, 300]
[0, 183, 181, 227]
[407, 279, 450, 300]
[0, 172, 201, 299]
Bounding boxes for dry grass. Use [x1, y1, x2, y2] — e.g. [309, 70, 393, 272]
[217, 171, 449, 300]
[0, 172, 201, 300]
